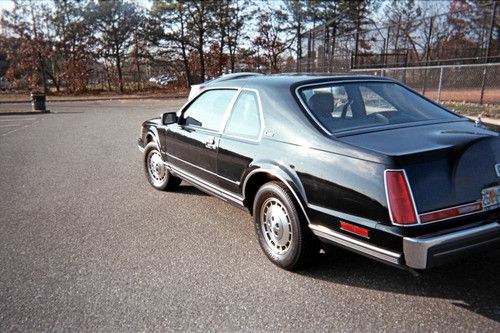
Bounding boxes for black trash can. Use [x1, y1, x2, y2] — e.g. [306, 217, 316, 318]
[31, 92, 47, 112]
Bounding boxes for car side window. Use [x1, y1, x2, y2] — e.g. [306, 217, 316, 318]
[224, 91, 261, 139]
[183, 89, 236, 131]
[359, 86, 397, 114]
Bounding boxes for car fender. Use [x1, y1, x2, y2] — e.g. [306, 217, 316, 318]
[242, 160, 311, 224]
[144, 126, 161, 149]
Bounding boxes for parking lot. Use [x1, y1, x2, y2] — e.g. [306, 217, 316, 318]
[0, 99, 499, 332]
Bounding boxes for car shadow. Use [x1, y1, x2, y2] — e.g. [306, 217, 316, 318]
[176, 184, 209, 196]
[296, 246, 500, 323]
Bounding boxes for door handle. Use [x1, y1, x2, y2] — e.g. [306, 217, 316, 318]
[204, 136, 217, 149]
[205, 136, 215, 145]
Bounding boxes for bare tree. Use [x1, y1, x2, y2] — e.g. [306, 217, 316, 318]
[1, 0, 54, 93]
[87, 0, 141, 93]
[185, 0, 217, 82]
[150, 0, 195, 86]
[51, 0, 95, 92]
[226, 0, 249, 72]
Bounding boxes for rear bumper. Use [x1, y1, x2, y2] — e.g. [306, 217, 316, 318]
[403, 222, 500, 269]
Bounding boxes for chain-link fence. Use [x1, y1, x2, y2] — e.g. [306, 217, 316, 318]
[295, 1, 500, 106]
[299, 1, 499, 71]
[352, 63, 500, 104]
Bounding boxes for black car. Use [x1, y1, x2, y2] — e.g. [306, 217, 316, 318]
[138, 74, 500, 273]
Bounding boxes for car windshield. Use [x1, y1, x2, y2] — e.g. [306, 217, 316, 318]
[298, 82, 459, 133]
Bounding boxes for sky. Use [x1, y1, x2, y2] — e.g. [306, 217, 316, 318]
[0, 0, 13, 12]
[0, 0, 153, 12]
[0, 0, 450, 25]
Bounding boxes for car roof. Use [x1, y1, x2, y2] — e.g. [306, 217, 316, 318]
[208, 73, 395, 90]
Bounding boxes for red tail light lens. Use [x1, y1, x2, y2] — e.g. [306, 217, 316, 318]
[340, 221, 369, 238]
[385, 170, 419, 225]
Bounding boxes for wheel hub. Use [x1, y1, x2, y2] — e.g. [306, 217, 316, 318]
[261, 198, 292, 254]
[148, 151, 166, 184]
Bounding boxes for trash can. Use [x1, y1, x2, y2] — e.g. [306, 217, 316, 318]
[31, 92, 47, 112]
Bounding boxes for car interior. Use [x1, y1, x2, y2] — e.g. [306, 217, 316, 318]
[302, 82, 455, 133]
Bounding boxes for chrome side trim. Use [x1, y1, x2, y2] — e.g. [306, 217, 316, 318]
[138, 145, 145, 153]
[403, 222, 500, 269]
[309, 224, 402, 265]
[169, 163, 244, 206]
[167, 153, 240, 186]
[384, 169, 422, 226]
[242, 168, 311, 224]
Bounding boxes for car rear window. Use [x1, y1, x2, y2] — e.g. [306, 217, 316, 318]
[298, 82, 459, 133]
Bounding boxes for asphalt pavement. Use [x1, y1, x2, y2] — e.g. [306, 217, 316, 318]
[0, 99, 499, 332]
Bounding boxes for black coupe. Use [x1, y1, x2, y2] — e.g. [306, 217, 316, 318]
[138, 74, 500, 273]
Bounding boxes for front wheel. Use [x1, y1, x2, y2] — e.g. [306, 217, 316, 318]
[253, 181, 318, 270]
[143, 141, 181, 190]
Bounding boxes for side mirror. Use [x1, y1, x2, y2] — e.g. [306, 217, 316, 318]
[161, 111, 178, 125]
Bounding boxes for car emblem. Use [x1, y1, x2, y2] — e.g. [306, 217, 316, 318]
[496, 163, 500, 177]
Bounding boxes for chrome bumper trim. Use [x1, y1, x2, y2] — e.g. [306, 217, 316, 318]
[403, 222, 500, 269]
[309, 224, 402, 265]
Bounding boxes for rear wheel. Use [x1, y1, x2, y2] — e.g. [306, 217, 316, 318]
[253, 181, 318, 270]
[144, 141, 181, 190]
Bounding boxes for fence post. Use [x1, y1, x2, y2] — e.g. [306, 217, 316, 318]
[422, 17, 434, 96]
[480, 1, 496, 105]
[479, 66, 488, 105]
[437, 66, 444, 102]
[307, 31, 312, 72]
[323, 25, 327, 72]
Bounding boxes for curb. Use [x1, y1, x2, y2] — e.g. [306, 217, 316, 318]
[0, 111, 51, 116]
[0, 94, 188, 104]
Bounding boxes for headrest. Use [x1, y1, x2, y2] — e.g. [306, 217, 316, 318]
[308, 93, 334, 115]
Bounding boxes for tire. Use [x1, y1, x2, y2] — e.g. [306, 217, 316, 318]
[143, 141, 181, 191]
[253, 181, 318, 270]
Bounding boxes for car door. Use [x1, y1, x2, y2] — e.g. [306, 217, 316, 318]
[164, 89, 237, 185]
[217, 90, 264, 194]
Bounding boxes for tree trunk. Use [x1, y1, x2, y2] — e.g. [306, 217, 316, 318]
[199, 34, 205, 82]
[296, 22, 301, 72]
[45, 70, 60, 92]
[136, 60, 141, 91]
[219, 37, 225, 76]
[116, 52, 123, 94]
[39, 59, 48, 94]
[230, 49, 236, 73]
[181, 43, 191, 88]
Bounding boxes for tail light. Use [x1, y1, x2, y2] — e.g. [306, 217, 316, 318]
[385, 170, 419, 226]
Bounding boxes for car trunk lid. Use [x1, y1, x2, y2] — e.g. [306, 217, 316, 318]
[338, 121, 500, 214]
